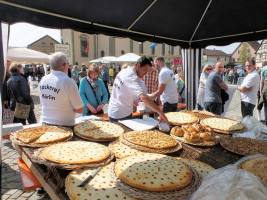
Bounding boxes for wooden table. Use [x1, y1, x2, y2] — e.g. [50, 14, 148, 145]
[19, 123, 242, 200]
[96, 103, 186, 121]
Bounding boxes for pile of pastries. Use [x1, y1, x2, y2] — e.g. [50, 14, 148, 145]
[171, 123, 214, 142]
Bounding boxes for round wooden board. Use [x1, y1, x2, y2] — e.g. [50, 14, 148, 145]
[111, 164, 202, 200]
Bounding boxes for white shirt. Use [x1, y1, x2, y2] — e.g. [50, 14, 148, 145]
[108, 67, 144, 119]
[240, 70, 260, 105]
[39, 70, 83, 126]
[159, 66, 178, 104]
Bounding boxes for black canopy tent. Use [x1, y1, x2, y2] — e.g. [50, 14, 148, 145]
[0, 0, 267, 109]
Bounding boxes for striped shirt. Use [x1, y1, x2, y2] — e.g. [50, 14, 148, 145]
[143, 68, 159, 94]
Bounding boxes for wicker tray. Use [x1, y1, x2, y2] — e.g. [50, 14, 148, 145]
[74, 130, 118, 142]
[10, 131, 73, 148]
[111, 164, 201, 200]
[220, 137, 267, 156]
[171, 134, 220, 146]
[120, 135, 182, 154]
[32, 147, 114, 170]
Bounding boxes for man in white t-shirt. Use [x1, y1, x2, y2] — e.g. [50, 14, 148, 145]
[238, 59, 260, 117]
[108, 57, 169, 125]
[39, 52, 84, 126]
[151, 56, 178, 113]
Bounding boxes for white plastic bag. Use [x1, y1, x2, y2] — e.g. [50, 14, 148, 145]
[233, 116, 263, 140]
[189, 165, 267, 200]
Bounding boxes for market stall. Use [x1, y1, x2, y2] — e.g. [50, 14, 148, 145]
[9, 110, 267, 200]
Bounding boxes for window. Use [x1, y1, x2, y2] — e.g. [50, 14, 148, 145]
[50, 43, 53, 47]
[238, 50, 240, 54]
[233, 58, 236, 62]
[248, 49, 250, 53]
[217, 57, 220, 61]
[152, 47, 155, 55]
[121, 50, 125, 55]
[42, 42, 45, 46]
[100, 50, 105, 57]
[225, 58, 227, 61]
[162, 44, 165, 55]
[139, 42, 143, 54]
[80, 34, 88, 57]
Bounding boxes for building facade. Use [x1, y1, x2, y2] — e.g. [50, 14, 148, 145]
[61, 29, 181, 67]
[256, 39, 267, 66]
[27, 35, 59, 55]
[230, 41, 259, 66]
[203, 49, 230, 65]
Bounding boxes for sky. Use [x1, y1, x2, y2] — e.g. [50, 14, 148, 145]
[8, 22, 239, 54]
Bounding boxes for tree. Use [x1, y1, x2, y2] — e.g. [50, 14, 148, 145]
[239, 42, 251, 64]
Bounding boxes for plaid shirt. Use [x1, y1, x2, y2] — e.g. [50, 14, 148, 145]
[143, 68, 159, 94]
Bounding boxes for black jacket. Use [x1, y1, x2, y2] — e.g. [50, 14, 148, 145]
[7, 72, 33, 111]
[2, 71, 11, 104]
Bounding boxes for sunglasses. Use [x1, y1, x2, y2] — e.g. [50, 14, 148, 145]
[206, 68, 213, 71]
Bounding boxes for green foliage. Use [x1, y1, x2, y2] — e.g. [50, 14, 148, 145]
[239, 42, 251, 64]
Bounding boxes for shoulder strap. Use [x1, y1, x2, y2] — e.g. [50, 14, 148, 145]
[8, 79, 18, 102]
[180, 85, 185, 95]
[85, 78, 101, 105]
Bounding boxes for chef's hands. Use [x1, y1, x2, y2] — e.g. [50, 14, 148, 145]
[96, 104, 104, 112]
[158, 112, 170, 127]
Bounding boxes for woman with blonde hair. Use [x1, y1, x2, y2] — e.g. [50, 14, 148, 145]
[72, 65, 79, 87]
[197, 64, 213, 110]
[79, 63, 108, 115]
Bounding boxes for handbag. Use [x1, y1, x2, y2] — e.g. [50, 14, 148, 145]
[85, 78, 103, 115]
[8, 80, 31, 119]
[2, 105, 14, 124]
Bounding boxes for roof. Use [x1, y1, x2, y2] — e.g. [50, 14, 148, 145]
[1, 0, 267, 48]
[203, 49, 229, 56]
[27, 35, 60, 47]
[247, 41, 260, 51]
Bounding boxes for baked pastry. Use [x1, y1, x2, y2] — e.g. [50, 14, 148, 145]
[108, 139, 142, 159]
[114, 153, 192, 192]
[203, 125, 213, 132]
[200, 132, 212, 141]
[165, 112, 198, 125]
[192, 123, 203, 132]
[176, 158, 215, 177]
[201, 118, 244, 132]
[221, 137, 267, 156]
[240, 157, 267, 185]
[15, 126, 72, 144]
[74, 120, 124, 140]
[66, 163, 136, 200]
[122, 130, 178, 149]
[42, 141, 110, 164]
[171, 126, 184, 137]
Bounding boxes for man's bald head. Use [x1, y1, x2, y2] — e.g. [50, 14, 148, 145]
[214, 62, 224, 74]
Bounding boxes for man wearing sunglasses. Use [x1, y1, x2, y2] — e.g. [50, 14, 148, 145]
[204, 62, 228, 115]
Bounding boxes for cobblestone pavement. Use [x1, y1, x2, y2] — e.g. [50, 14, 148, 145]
[1, 81, 264, 199]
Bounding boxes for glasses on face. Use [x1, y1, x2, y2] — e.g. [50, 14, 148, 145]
[206, 68, 213, 71]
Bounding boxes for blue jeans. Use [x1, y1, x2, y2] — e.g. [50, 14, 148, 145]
[163, 102, 178, 113]
[241, 101, 255, 118]
[204, 102, 222, 115]
[109, 114, 133, 123]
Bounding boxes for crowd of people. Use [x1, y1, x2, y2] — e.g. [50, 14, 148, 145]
[3, 51, 267, 126]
